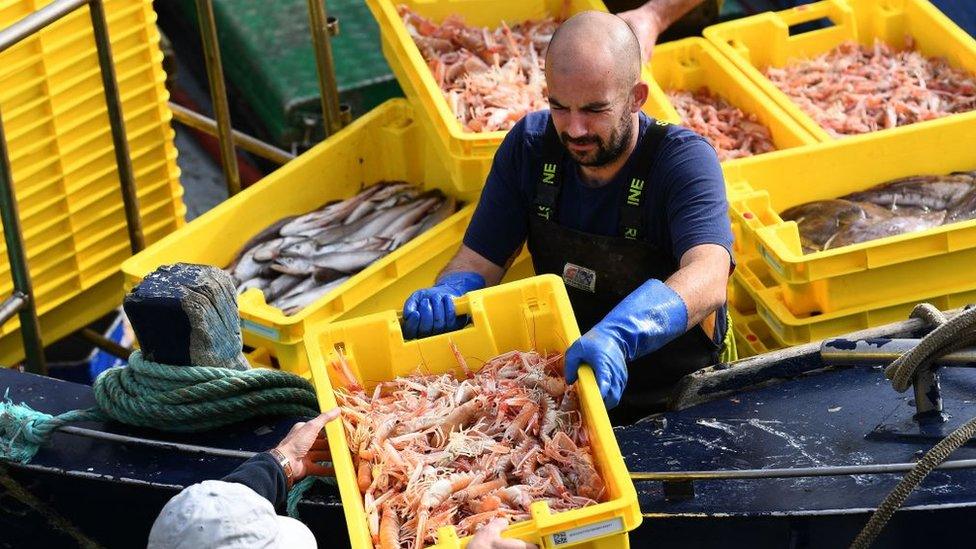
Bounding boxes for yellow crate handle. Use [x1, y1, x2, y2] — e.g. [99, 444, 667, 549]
[776, 0, 855, 35]
[393, 293, 489, 339]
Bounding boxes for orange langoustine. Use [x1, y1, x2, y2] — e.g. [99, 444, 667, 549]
[666, 87, 777, 161]
[332, 344, 606, 549]
[399, 6, 558, 133]
[765, 38, 976, 138]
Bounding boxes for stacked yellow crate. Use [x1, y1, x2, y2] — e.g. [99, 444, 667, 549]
[0, 0, 185, 364]
[723, 114, 976, 353]
[702, 0, 976, 355]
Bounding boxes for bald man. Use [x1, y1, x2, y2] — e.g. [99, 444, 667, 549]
[402, 12, 734, 425]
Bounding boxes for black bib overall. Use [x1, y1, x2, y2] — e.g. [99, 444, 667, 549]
[526, 120, 719, 425]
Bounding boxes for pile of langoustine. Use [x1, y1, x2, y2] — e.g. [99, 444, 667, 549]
[765, 38, 976, 137]
[332, 345, 606, 549]
[399, 6, 557, 132]
[666, 88, 777, 160]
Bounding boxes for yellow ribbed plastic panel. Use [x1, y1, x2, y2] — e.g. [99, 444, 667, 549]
[0, 0, 185, 365]
[306, 274, 641, 549]
[728, 305, 783, 358]
[730, 255, 976, 348]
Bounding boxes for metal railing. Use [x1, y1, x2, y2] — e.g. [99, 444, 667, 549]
[187, 0, 348, 195]
[630, 458, 976, 502]
[168, 102, 295, 166]
[0, 0, 345, 374]
[0, 0, 143, 375]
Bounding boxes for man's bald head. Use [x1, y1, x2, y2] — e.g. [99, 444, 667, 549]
[544, 11, 647, 170]
[546, 11, 642, 90]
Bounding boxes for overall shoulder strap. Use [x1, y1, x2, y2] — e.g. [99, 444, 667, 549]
[619, 119, 670, 240]
[533, 119, 564, 221]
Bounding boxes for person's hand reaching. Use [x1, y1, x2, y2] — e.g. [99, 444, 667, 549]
[272, 408, 341, 484]
[467, 518, 538, 549]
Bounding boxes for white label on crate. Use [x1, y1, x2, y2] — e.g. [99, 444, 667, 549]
[757, 307, 784, 337]
[241, 319, 280, 342]
[760, 245, 786, 277]
[548, 517, 624, 547]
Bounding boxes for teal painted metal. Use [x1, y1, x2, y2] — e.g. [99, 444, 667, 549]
[175, 0, 402, 149]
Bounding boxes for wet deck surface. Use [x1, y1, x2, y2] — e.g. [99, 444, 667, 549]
[623, 364, 976, 515]
[0, 367, 336, 501]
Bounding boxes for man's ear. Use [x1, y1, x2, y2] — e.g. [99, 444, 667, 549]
[631, 80, 649, 113]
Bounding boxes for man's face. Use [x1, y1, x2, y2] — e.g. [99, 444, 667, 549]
[547, 67, 637, 167]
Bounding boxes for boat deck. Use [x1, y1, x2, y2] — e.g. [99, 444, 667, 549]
[6, 346, 976, 547]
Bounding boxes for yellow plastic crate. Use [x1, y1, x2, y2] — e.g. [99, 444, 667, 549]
[0, 182, 179, 289]
[306, 274, 641, 549]
[0, 224, 178, 366]
[650, 37, 818, 166]
[728, 301, 782, 358]
[731, 255, 976, 348]
[0, 0, 185, 364]
[723, 111, 976, 317]
[703, 0, 976, 142]
[366, 0, 676, 192]
[727, 270, 786, 358]
[243, 346, 279, 371]
[123, 99, 539, 375]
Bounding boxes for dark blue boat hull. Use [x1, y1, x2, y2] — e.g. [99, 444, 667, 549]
[3, 337, 976, 548]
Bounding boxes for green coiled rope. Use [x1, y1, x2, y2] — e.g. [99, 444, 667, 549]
[0, 350, 320, 463]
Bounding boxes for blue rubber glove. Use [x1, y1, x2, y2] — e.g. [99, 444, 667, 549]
[564, 279, 688, 409]
[402, 272, 486, 339]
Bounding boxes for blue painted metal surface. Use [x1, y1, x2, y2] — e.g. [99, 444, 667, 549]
[933, 0, 976, 38]
[625, 365, 976, 514]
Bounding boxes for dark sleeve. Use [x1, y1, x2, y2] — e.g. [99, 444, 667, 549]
[660, 135, 735, 267]
[222, 452, 288, 512]
[462, 123, 530, 267]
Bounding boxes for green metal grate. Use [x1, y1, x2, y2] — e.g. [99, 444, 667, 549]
[175, 0, 402, 149]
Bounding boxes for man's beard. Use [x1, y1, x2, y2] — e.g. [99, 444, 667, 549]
[560, 112, 634, 167]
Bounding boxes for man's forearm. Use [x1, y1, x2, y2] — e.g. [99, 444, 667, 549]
[638, 0, 707, 30]
[664, 244, 730, 331]
[222, 452, 287, 512]
[438, 244, 508, 286]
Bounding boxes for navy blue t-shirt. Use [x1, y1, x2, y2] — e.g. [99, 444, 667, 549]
[463, 110, 734, 341]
